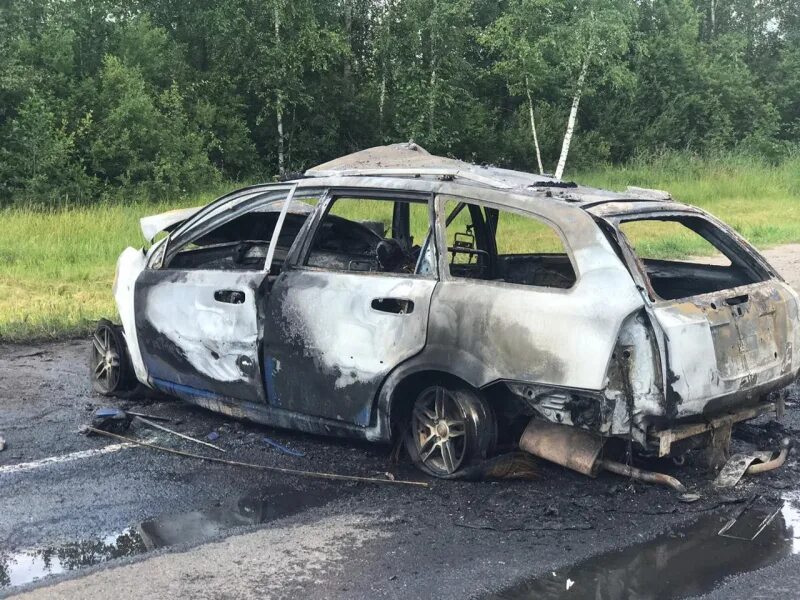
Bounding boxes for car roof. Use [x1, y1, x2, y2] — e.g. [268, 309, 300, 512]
[298, 143, 692, 217]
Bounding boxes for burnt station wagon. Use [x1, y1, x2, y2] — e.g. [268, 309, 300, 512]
[91, 143, 800, 480]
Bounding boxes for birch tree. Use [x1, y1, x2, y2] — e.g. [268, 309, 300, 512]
[554, 45, 590, 180]
[389, 0, 476, 149]
[273, 2, 286, 174]
[246, 0, 346, 175]
[551, 0, 634, 180]
[481, 0, 553, 174]
[374, 0, 398, 136]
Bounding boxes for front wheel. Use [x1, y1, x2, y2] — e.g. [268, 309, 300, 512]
[90, 319, 134, 396]
[406, 385, 496, 477]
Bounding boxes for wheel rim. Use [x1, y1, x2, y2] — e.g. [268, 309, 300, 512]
[412, 386, 468, 475]
[91, 325, 121, 392]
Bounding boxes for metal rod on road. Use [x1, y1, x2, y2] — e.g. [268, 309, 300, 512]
[133, 416, 226, 453]
[125, 411, 172, 422]
[86, 427, 430, 488]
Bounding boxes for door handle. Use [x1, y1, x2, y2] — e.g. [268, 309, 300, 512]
[214, 289, 246, 304]
[725, 294, 749, 306]
[371, 298, 414, 314]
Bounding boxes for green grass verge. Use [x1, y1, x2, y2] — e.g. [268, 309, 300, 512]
[0, 189, 225, 342]
[2, 156, 799, 342]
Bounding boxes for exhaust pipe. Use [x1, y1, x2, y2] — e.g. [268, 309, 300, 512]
[746, 437, 793, 475]
[519, 419, 687, 493]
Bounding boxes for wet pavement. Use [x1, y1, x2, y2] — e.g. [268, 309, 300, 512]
[1, 485, 343, 589]
[3, 339, 800, 599]
[490, 494, 800, 599]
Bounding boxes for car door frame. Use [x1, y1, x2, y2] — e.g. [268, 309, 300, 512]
[134, 183, 328, 404]
[260, 186, 440, 426]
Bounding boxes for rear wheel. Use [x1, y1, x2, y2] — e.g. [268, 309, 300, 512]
[407, 385, 496, 477]
[90, 319, 134, 396]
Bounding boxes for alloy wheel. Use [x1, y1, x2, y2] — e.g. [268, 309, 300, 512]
[411, 386, 470, 475]
[90, 322, 123, 394]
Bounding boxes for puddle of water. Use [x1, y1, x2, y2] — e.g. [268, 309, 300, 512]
[490, 495, 800, 600]
[0, 485, 339, 590]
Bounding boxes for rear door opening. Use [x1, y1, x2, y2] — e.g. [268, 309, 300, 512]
[609, 211, 796, 420]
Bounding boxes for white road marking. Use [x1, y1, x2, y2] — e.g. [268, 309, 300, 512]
[0, 443, 134, 476]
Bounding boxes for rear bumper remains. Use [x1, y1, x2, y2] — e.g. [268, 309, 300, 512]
[649, 401, 779, 458]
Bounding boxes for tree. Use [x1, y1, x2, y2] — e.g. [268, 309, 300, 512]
[239, 0, 346, 175]
[550, 0, 634, 179]
[1, 0, 799, 205]
[481, 0, 553, 174]
[0, 92, 93, 203]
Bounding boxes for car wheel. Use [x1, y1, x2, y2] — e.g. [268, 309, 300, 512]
[407, 385, 496, 477]
[90, 319, 133, 396]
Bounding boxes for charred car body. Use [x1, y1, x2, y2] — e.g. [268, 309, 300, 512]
[92, 144, 800, 479]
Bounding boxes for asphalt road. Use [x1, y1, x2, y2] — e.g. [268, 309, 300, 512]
[2, 339, 800, 599]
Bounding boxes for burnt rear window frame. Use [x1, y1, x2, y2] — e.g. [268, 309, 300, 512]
[610, 211, 773, 302]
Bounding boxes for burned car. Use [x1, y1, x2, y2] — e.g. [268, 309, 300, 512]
[92, 143, 800, 481]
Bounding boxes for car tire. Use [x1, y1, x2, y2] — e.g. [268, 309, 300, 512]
[406, 384, 497, 478]
[89, 319, 135, 396]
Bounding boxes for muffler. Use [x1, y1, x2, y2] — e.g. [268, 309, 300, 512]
[519, 419, 604, 476]
[519, 419, 687, 493]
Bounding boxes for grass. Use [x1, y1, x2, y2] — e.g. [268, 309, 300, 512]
[2, 155, 800, 342]
[0, 189, 225, 342]
[580, 154, 800, 255]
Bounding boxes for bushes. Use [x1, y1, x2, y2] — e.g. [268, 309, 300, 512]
[0, 93, 95, 204]
[88, 57, 219, 198]
[0, 12, 221, 207]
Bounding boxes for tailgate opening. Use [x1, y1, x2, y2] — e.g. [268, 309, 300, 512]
[617, 215, 771, 301]
[608, 211, 796, 422]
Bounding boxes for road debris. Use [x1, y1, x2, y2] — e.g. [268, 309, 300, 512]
[125, 411, 172, 422]
[262, 436, 305, 457]
[718, 496, 783, 541]
[600, 459, 687, 493]
[714, 438, 793, 488]
[207, 431, 220, 442]
[678, 492, 702, 503]
[408, 447, 538, 480]
[90, 407, 131, 434]
[134, 416, 226, 453]
[746, 438, 793, 475]
[85, 426, 430, 487]
[715, 451, 775, 488]
[0, 435, 5, 452]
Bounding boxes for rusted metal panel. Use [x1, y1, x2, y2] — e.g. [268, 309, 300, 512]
[519, 419, 605, 476]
